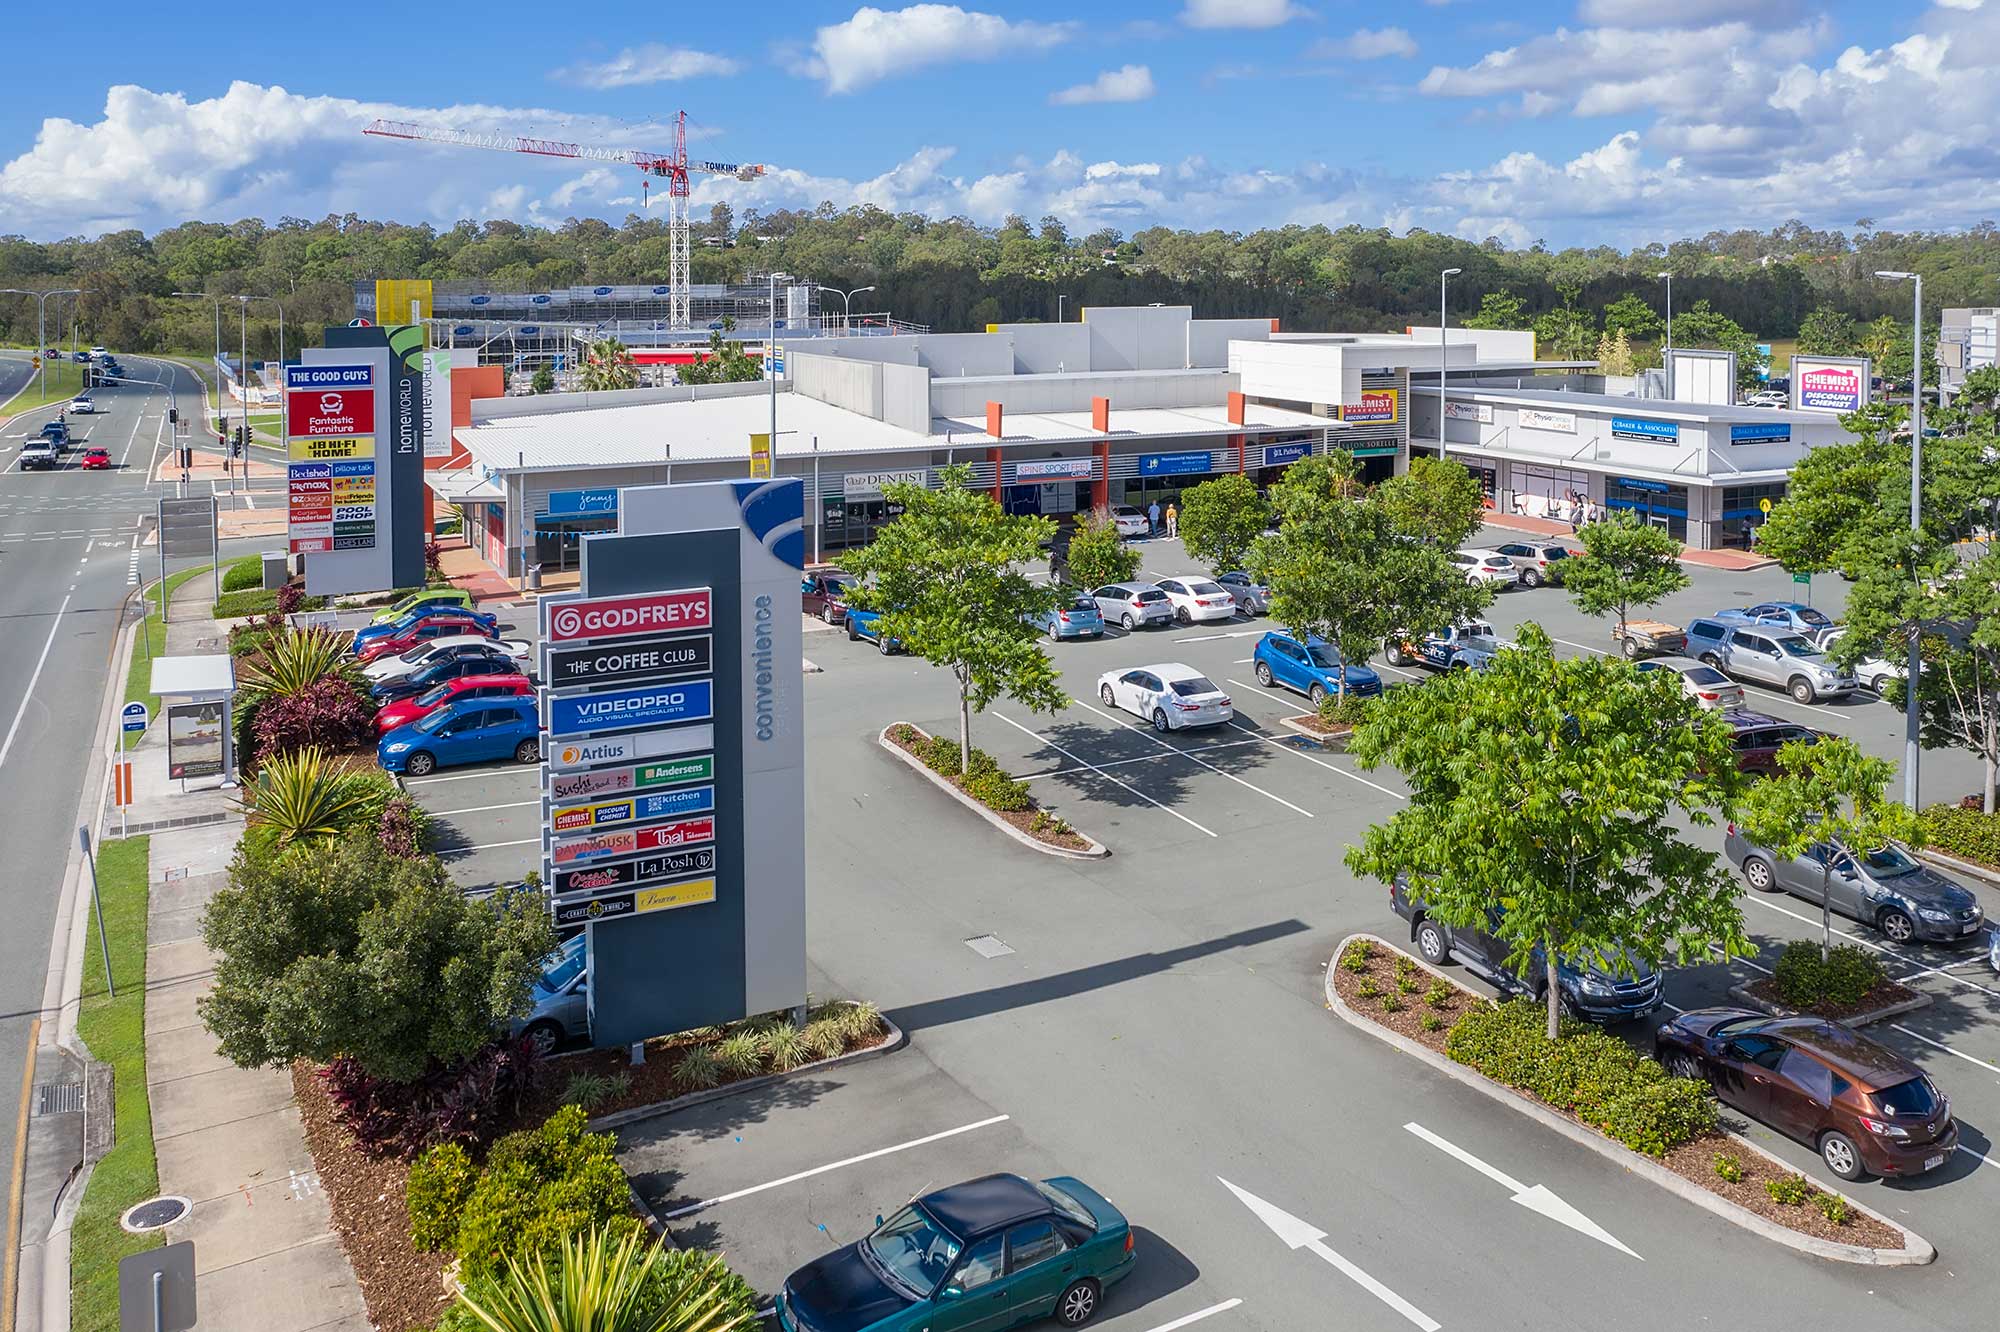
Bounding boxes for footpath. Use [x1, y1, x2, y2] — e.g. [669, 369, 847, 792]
[1481, 509, 1780, 571]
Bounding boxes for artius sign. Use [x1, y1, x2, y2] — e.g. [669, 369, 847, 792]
[547, 724, 716, 772]
[546, 589, 712, 644]
[1793, 356, 1870, 413]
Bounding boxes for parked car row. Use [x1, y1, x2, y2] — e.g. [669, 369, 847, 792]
[349, 598, 542, 778]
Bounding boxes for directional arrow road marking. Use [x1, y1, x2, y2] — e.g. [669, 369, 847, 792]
[1218, 1178, 1441, 1332]
[1402, 1122, 1641, 1259]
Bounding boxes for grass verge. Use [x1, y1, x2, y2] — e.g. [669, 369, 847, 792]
[0, 357, 87, 417]
[68, 833, 158, 1332]
[123, 564, 217, 750]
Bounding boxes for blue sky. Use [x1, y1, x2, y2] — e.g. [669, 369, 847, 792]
[0, 1, 1991, 248]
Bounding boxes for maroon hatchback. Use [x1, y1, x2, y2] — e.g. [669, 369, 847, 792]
[1654, 1009, 1956, 1180]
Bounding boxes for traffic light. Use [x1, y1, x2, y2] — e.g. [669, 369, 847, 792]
[232, 427, 246, 457]
[168, 407, 178, 425]
[215, 416, 228, 437]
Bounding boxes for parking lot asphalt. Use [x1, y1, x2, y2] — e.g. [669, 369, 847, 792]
[407, 526, 1999, 1331]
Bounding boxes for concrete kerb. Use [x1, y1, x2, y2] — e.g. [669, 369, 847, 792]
[1324, 932, 1936, 1268]
[1725, 980, 1933, 1028]
[1917, 847, 2000, 892]
[1275, 715, 1353, 751]
[876, 725, 1109, 861]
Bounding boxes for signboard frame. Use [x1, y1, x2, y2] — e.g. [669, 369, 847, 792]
[1790, 354, 1872, 414]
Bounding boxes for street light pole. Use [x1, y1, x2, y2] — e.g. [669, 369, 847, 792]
[0, 288, 82, 400]
[1876, 269, 1926, 809]
[1439, 268, 1462, 445]
[1657, 272, 1674, 397]
[829, 285, 875, 334]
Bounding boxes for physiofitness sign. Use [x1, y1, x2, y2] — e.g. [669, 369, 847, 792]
[536, 478, 805, 1048]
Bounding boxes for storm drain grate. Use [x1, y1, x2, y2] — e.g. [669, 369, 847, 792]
[32, 1083, 82, 1117]
[964, 934, 1015, 958]
[120, 1195, 192, 1233]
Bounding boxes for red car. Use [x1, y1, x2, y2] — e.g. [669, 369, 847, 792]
[80, 448, 112, 470]
[375, 673, 533, 734]
[357, 615, 501, 663]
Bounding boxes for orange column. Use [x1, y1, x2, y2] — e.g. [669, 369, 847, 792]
[988, 447, 1004, 504]
[1092, 440, 1110, 511]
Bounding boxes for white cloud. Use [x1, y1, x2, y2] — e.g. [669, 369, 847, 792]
[1311, 27, 1419, 59]
[1049, 65, 1156, 105]
[551, 45, 742, 88]
[801, 5, 1073, 94]
[1935, 0, 1983, 9]
[1181, 0, 1309, 29]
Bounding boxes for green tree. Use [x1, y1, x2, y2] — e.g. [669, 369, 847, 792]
[1533, 304, 1596, 361]
[579, 336, 639, 392]
[677, 319, 763, 385]
[530, 364, 555, 395]
[1601, 292, 1661, 342]
[1795, 307, 1858, 357]
[1736, 738, 1922, 955]
[842, 464, 1066, 774]
[1670, 300, 1765, 390]
[199, 830, 557, 1082]
[1562, 512, 1691, 649]
[1374, 455, 1486, 549]
[1248, 454, 1488, 699]
[1463, 291, 1528, 330]
[1175, 474, 1270, 573]
[1064, 510, 1140, 590]
[1346, 625, 1753, 1038]
[1594, 329, 1636, 377]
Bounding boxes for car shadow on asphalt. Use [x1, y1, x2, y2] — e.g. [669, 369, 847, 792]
[1102, 1226, 1202, 1320]
[616, 1074, 849, 1214]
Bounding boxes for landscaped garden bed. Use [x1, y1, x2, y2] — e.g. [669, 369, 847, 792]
[1731, 941, 1926, 1025]
[1920, 799, 2000, 878]
[884, 723, 1100, 854]
[1330, 936, 1906, 1253]
[1278, 692, 1381, 751]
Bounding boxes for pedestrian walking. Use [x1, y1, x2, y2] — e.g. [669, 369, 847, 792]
[1166, 502, 1179, 538]
[1148, 499, 1161, 536]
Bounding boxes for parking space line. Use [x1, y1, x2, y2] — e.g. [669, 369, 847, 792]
[1886, 1023, 2000, 1081]
[1549, 637, 1610, 658]
[1067, 696, 1314, 818]
[1219, 715, 1408, 802]
[1018, 738, 1266, 780]
[404, 768, 539, 787]
[1139, 1299, 1245, 1332]
[1743, 896, 2000, 999]
[440, 837, 540, 857]
[1224, 677, 1297, 711]
[429, 799, 538, 817]
[991, 711, 1217, 837]
[660, 1114, 1012, 1220]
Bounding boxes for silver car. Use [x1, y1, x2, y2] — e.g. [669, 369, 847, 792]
[1634, 655, 1745, 710]
[1491, 541, 1571, 588]
[1092, 581, 1174, 630]
[512, 935, 588, 1054]
[1215, 571, 1270, 615]
[1711, 626, 1857, 704]
[1722, 833, 1985, 946]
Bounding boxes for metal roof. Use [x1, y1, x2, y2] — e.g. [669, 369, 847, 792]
[150, 654, 236, 697]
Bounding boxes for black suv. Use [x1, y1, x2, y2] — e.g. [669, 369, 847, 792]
[1389, 879, 1664, 1023]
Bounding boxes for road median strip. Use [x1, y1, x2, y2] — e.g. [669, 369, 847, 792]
[879, 722, 1108, 858]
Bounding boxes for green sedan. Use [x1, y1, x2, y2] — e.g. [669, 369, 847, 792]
[369, 587, 474, 624]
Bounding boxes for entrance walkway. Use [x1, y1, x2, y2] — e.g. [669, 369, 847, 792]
[1479, 511, 1778, 571]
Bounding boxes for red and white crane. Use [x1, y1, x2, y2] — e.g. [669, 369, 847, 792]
[363, 112, 766, 329]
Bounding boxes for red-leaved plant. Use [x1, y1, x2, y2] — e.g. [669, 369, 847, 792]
[377, 796, 427, 859]
[252, 678, 372, 763]
[320, 1039, 540, 1159]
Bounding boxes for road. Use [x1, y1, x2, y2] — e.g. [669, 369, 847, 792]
[0, 352, 213, 1238]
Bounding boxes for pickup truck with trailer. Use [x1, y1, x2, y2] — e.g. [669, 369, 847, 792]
[1383, 620, 1501, 672]
[1612, 619, 1689, 659]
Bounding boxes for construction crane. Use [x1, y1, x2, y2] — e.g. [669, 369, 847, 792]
[362, 113, 766, 330]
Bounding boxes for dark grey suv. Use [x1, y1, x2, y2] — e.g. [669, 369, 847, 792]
[1389, 879, 1663, 1022]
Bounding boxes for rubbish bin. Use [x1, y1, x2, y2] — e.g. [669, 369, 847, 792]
[527, 563, 543, 591]
[261, 551, 288, 590]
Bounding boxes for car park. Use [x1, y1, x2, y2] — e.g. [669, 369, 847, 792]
[377, 696, 540, 776]
[845, 605, 902, 654]
[1453, 548, 1522, 588]
[1491, 541, 1570, 588]
[361, 636, 532, 683]
[367, 587, 476, 625]
[1611, 618, 1688, 659]
[777, 1173, 1135, 1332]
[1096, 663, 1233, 732]
[80, 447, 111, 470]
[1633, 655, 1745, 710]
[1152, 576, 1238, 625]
[511, 935, 587, 1056]
[1723, 830, 1985, 945]
[1722, 710, 1823, 777]
[1652, 1010, 1957, 1180]
[373, 672, 533, 733]
[1089, 583, 1172, 630]
[370, 652, 526, 702]
[353, 606, 499, 657]
[1109, 505, 1149, 538]
[1214, 570, 1270, 615]
[1392, 878, 1663, 1023]
[356, 614, 502, 664]
[1251, 631, 1382, 704]
[1384, 620, 1500, 671]
[1035, 594, 1104, 640]
[1719, 602, 1838, 646]
[1684, 620, 1856, 703]
[801, 569, 858, 624]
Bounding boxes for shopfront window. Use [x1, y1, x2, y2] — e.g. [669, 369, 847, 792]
[532, 513, 616, 571]
[1604, 479, 1689, 541]
[1718, 482, 1786, 550]
[1509, 464, 1591, 521]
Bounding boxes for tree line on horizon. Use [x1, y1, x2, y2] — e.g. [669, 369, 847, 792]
[1, 205, 1990, 372]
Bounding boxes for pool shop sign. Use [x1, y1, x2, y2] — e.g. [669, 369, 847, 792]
[536, 478, 807, 1047]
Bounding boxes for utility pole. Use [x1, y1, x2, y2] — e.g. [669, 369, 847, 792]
[0, 288, 82, 400]
[1875, 269, 1926, 809]
[1439, 268, 1461, 443]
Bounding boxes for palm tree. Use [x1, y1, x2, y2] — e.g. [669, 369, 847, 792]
[578, 338, 639, 393]
[452, 1225, 752, 1332]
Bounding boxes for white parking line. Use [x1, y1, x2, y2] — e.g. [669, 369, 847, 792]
[1218, 717, 1409, 802]
[430, 799, 538, 817]
[405, 767, 539, 787]
[661, 1115, 1012, 1219]
[1068, 696, 1315, 818]
[1018, 737, 1267, 780]
[1224, 677, 1297, 710]
[1743, 895, 2000, 999]
[1140, 1299, 1245, 1332]
[1887, 1023, 2000, 1081]
[992, 711, 1217, 837]
[439, 837, 540, 856]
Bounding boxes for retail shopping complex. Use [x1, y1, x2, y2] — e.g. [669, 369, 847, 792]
[410, 300, 1863, 578]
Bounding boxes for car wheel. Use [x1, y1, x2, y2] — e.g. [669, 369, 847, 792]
[1523, 569, 1543, 589]
[1788, 676, 1817, 705]
[1385, 641, 1411, 667]
[1878, 907, 1916, 944]
[515, 738, 540, 764]
[1176, 606, 1191, 625]
[846, 619, 859, 641]
[1742, 857, 1777, 892]
[1698, 653, 1722, 669]
[1056, 1279, 1101, 1327]
[403, 751, 435, 777]
[1308, 683, 1327, 707]
[1819, 1130, 1867, 1181]
[1415, 919, 1448, 965]
[1622, 637, 1641, 659]
[1121, 612, 1137, 630]
[1255, 661, 1275, 687]
[821, 604, 837, 624]
[877, 634, 893, 656]
[1151, 708, 1171, 733]
[1665, 1052, 1704, 1082]
[522, 1021, 563, 1058]
[1100, 684, 1117, 709]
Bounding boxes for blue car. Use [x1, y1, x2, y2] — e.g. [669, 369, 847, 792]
[1716, 602, 1836, 645]
[1036, 593, 1104, 640]
[352, 606, 500, 654]
[845, 605, 903, 654]
[377, 696, 540, 777]
[1251, 631, 1382, 704]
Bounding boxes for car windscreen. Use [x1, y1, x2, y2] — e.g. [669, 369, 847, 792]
[1169, 676, 1219, 697]
[535, 944, 586, 996]
[414, 709, 455, 734]
[1683, 666, 1730, 685]
[1306, 645, 1345, 669]
[864, 1205, 960, 1297]
[415, 684, 452, 706]
[1871, 1077, 1939, 1118]
[1188, 581, 1226, 596]
[1542, 547, 1570, 559]
[1858, 844, 1921, 879]
[395, 644, 432, 662]
[1776, 638, 1821, 659]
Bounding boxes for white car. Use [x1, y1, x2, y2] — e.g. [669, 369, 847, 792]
[1110, 505, 1150, 538]
[1820, 629, 1901, 693]
[68, 396, 99, 414]
[362, 634, 533, 682]
[1453, 548, 1522, 588]
[1097, 662, 1234, 732]
[1153, 576, 1239, 624]
[1634, 655, 1745, 710]
[1743, 390, 1788, 408]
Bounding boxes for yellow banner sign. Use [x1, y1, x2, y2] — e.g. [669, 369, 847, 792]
[636, 878, 717, 914]
[289, 436, 375, 461]
[374, 279, 433, 326]
[749, 433, 772, 479]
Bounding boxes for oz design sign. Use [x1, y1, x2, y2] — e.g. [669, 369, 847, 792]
[544, 634, 711, 689]
[553, 846, 716, 898]
[547, 589, 712, 644]
[548, 681, 713, 737]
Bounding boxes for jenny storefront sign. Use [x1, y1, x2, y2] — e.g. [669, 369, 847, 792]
[1139, 450, 1213, 477]
[1610, 416, 1680, 444]
[547, 723, 716, 772]
[548, 813, 717, 867]
[543, 633, 712, 689]
[546, 589, 712, 645]
[1729, 422, 1792, 445]
[547, 679, 714, 738]
[1012, 457, 1095, 481]
[546, 488, 619, 518]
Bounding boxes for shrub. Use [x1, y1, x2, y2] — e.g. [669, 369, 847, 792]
[1813, 1191, 1852, 1225]
[276, 582, 306, 616]
[228, 620, 281, 660]
[321, 1040, 540, 1160]
[1772, 940, 1884, 1011]
[1921, 803, 2000, 869]
[407, 1143, 477, 1249]
[1418, 1013, 1446, 1033]
[240, 625, 355, 700]
[1395, 974, 1420, 995]
[1379, 995, 1402, 1013]
[251, 678, 373, 762]
[671, 1045, 722, 1092]
[1423, 980, 1455, 1009]
[834, 1000, 883, 1045]
[1342, 939, 1374, 972]
[1028, 809, 1074, 839]
[425, 540, 446, 583]
[965, 769, 1031, 812]
[1712, 1153, 1745, 1184]
[1599, 1077, 1718, 1157]
[239, 746, 385, 849]
[559, 1071, 632, 1111]
[452, 1106, 637, 1284]
[800, 1017, 847, 1062]
[377, 795, 431, 858]
[1317, 692, 1374, 728]
[1356, 978, 1382, 999]
[222, 555, 265, 592]
[437, 1226, 759, 1332]
[759, 1023, 813, 1072]
[713, 1032, 765, 1078]
[1766, 1173, 1813, 1206]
